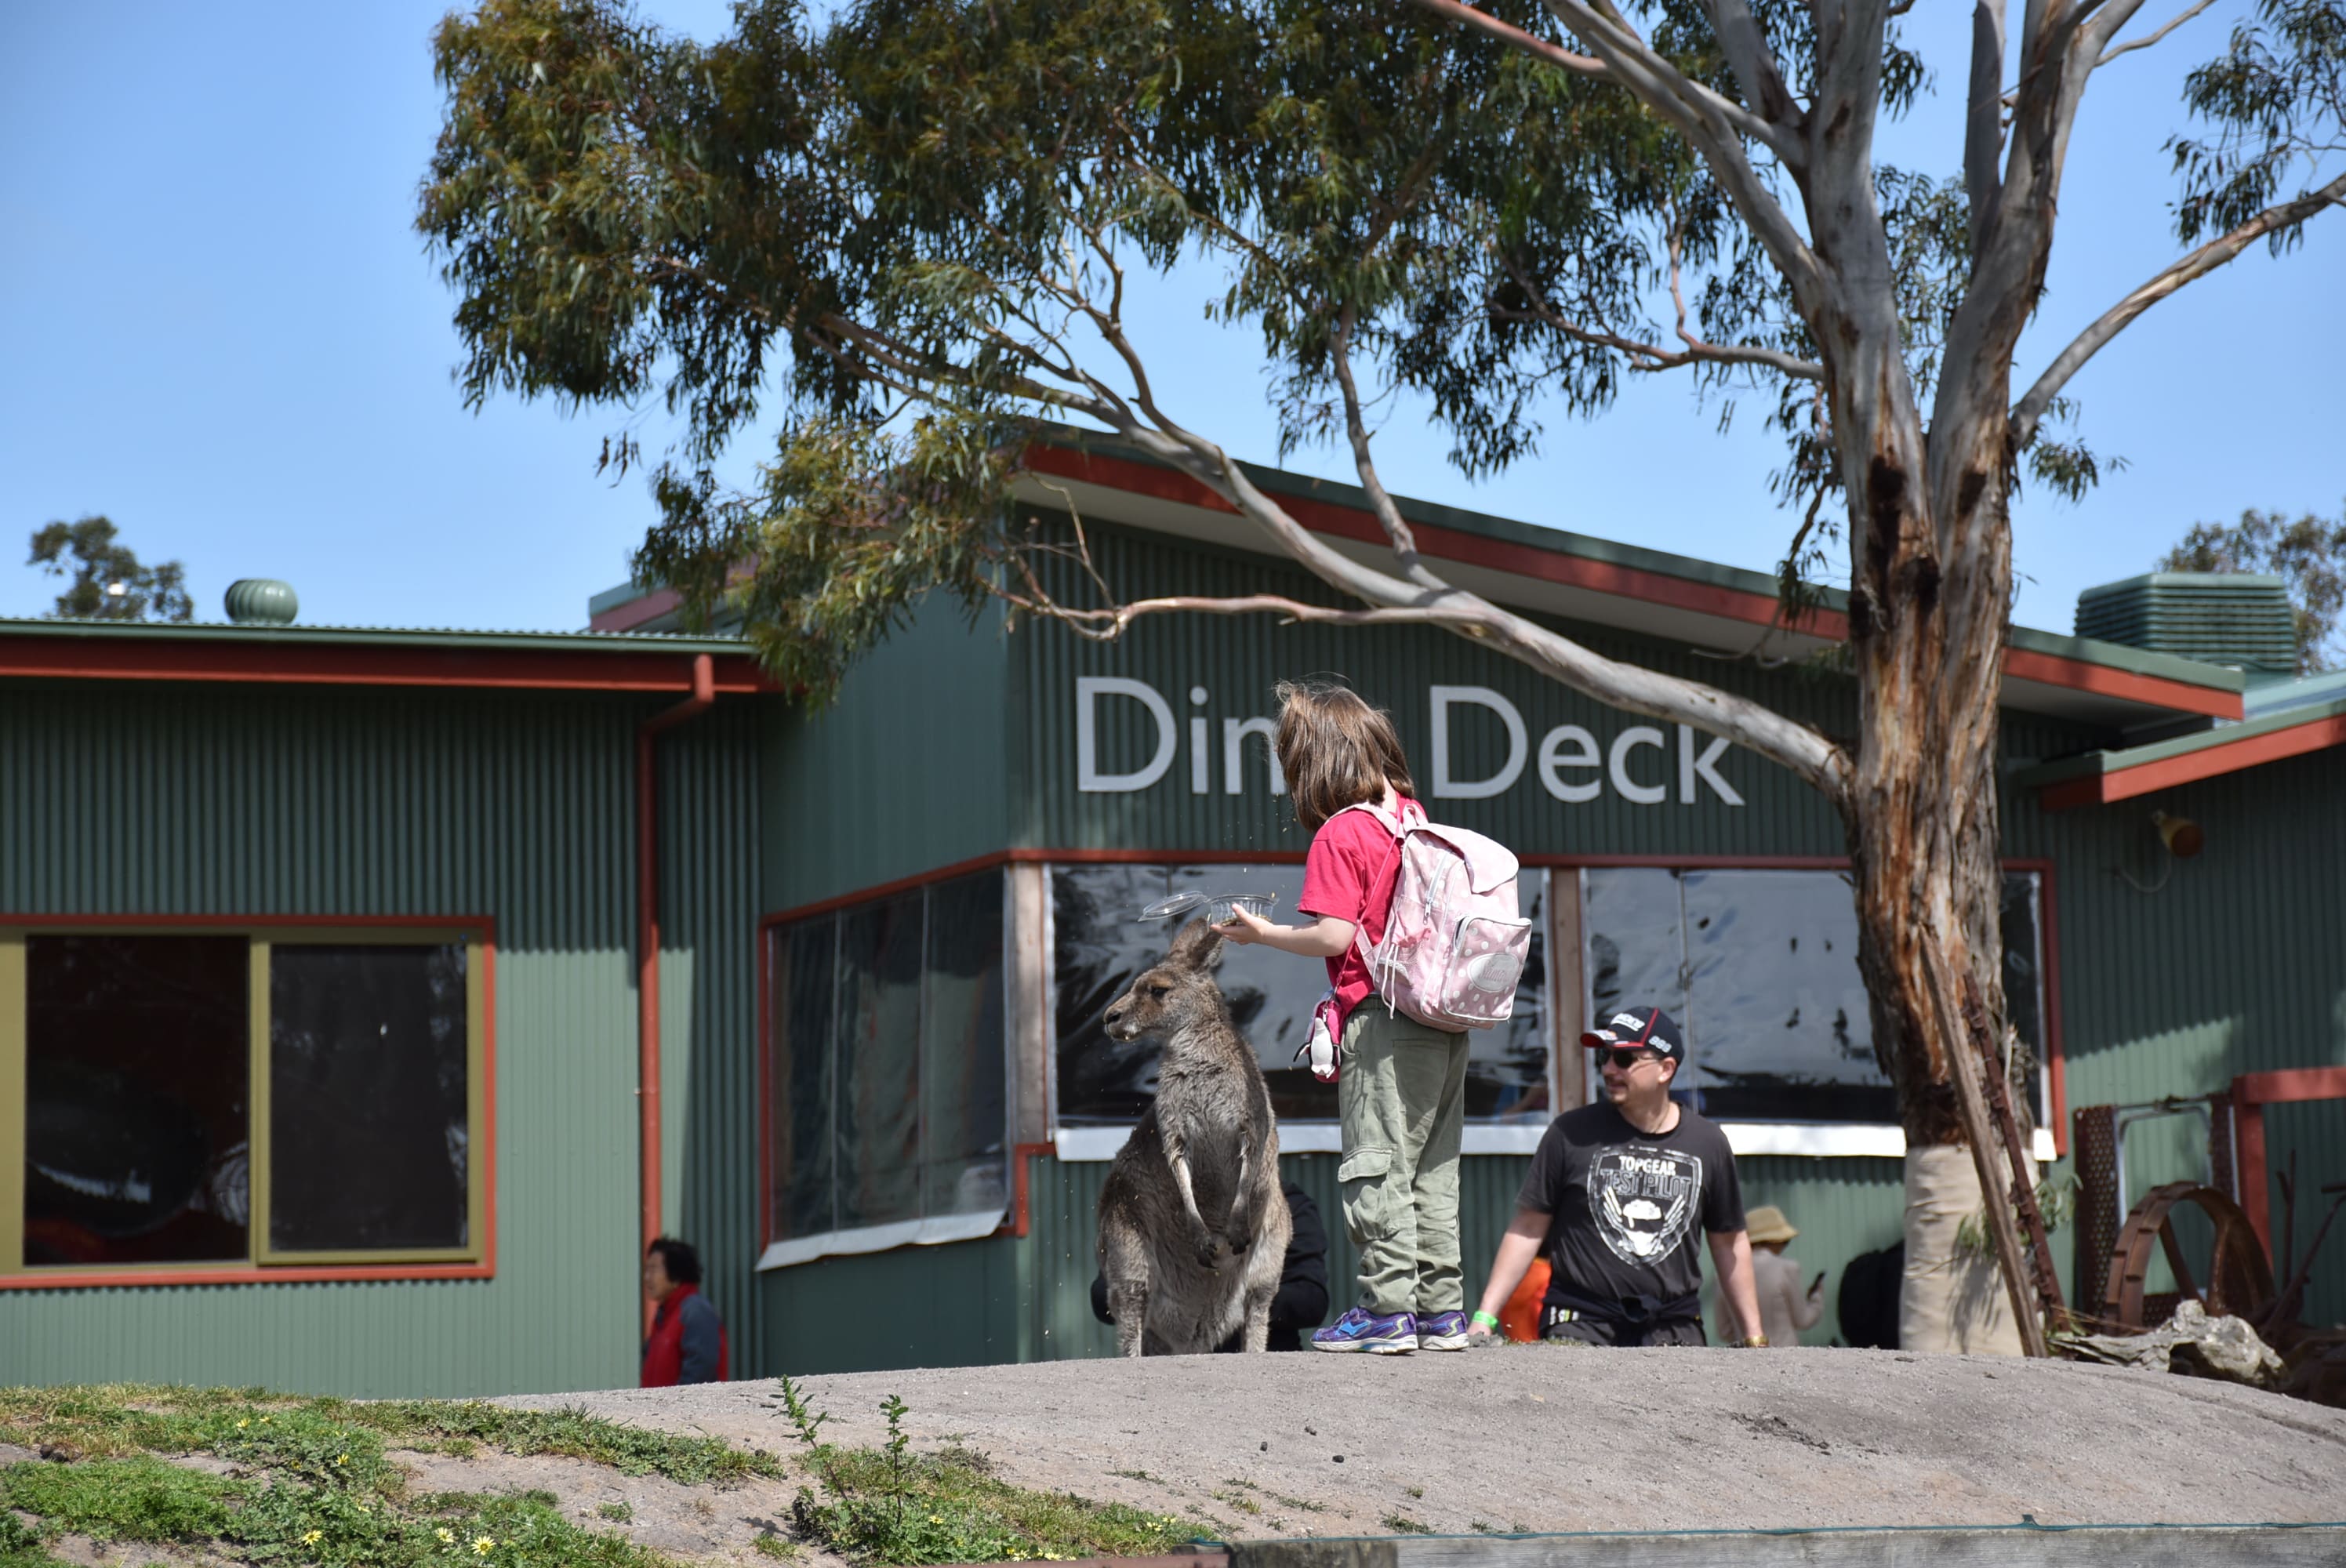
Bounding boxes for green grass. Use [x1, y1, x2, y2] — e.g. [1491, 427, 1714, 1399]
[0, 1454, 670, 1568]
[1, 1383, 1217, 1567]
[0, 1386, 766, 1568]
[0, 1385, 778, 1487]
[1378, 1512, 1430, 1535]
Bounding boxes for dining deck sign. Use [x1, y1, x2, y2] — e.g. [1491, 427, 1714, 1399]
[1074, 677, 1745, 808]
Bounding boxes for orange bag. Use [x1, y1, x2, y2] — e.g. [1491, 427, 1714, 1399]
[1500, 1257, 1550, 1343]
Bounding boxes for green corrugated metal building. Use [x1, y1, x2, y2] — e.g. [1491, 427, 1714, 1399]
[5, 437, 2342, 1391]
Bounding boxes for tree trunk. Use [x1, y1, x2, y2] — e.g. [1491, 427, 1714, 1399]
[1832, 328, 2046, 1352]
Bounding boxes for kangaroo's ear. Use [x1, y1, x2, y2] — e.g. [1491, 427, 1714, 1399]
[1168, 917, 1224, 972]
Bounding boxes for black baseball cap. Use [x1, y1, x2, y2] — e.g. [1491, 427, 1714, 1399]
[1581, 1005, 1683, 1064]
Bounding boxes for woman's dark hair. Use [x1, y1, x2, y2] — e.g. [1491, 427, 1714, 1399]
[1273, 679, 1416, 829]
[647, 1236, 703, 1285]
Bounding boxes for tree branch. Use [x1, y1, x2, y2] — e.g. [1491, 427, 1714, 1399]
[1497, 253, 1825, 380]
[1699, 0, 1799, 125]
[1965, 0, 2008, 258]
[1330, 306, 1453, 592]
[1403, 0, 1611, 76]
[2094, 0, 2216, 67]
[2010, 169, 2346, 448]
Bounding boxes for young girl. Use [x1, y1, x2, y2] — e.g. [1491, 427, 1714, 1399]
[1212, 680, 1470, 1354]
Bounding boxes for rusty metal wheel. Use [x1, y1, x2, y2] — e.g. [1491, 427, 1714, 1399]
[2099, 1181, 2275, 1331]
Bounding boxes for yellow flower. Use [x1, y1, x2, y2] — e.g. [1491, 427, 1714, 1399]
[471, 1536, 496, 1555]
[357, 1504, 372, 1515]
[436, 1528, 456, 1544]
[236, 1418, 250, 1429]
[302, 1530, 325, 1545]
[335, 1454, 348, 1466]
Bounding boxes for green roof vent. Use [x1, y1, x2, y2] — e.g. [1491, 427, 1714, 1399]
[2075, 572, 2296, 673]
[223, 579, 300, 626]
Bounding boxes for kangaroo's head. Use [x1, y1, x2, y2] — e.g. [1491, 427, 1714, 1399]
[1102, 919, 1226, 1043]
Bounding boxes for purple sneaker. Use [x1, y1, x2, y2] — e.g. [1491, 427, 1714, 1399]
[1313, 1306, 1418, 1354]
[1417, 1311, 1470, 1351]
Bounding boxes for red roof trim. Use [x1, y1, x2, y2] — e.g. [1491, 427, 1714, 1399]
[1021, 445, 2242, 720]
[0, 635, 775, 694]
[2039, 711, 2346, 811]
[2003, 648, 2236, 721]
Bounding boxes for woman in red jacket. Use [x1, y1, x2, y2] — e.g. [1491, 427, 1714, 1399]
[641, 1237, 728, 1386]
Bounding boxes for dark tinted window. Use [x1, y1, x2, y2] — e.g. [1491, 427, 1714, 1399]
[765, 870, 1009, 1246]
[1051, 864, 1549, 1124]
[833, 894, 924, 1232]
[922, 873, 1008, 1218]
[267, 944, 469, 1252]
[24, 935, 250, 1266]
[1585, 868, 2046, 1124]
[771, 920, 838, 1242]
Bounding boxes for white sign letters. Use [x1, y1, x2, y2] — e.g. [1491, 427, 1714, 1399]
[1073, 677, 1745, 807]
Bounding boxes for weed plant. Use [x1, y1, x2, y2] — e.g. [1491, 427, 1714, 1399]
[772, 1376, 1214, 1564]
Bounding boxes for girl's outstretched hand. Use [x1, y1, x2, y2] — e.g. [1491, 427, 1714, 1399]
[1212, 909, 1276, 945]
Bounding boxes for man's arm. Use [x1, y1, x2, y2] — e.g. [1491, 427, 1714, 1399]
[1469, 1208, 1550, 1339]
[1709, 1230, 1765, 1344]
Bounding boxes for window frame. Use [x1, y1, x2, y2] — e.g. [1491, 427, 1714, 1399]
[1558, 854, 2068, 1158]
[0, 915, 496, 1288]
[756, 866, 1017, 1270]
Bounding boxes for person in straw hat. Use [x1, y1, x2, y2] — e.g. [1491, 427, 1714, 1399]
[1718, 1204, 1825, 1347]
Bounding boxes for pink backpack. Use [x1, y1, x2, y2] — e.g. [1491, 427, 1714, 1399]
[1339, 803, 1533, 1031]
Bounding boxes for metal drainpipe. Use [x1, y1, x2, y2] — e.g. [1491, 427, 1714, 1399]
[637, 653, 717, 1335]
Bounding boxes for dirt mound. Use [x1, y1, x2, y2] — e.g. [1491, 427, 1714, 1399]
[506, 1345, 2346, 1536]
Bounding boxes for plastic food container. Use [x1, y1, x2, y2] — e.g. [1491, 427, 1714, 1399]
[1136, 891, 1279, 924]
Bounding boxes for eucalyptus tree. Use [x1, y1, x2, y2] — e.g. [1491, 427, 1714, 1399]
[28, 517, 193, 622]
[420, 0, 2346, 1346]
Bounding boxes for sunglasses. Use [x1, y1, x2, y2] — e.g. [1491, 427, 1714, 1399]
[1596, 1047, 1662, 1071]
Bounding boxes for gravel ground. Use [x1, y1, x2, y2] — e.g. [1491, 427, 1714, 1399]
[503, 1345, 2346, 1537]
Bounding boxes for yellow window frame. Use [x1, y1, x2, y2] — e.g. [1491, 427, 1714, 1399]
[0, 923, 489, 1277]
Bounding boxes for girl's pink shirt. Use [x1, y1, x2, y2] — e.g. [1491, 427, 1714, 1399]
[1296, 797, 1419, 1024]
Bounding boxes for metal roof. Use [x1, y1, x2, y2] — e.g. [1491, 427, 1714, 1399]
[589, 429, 2250, 729]
[0, 614, 746, 655]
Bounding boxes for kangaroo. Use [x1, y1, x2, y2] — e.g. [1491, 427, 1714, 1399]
[1095, 918, 1291, 1356]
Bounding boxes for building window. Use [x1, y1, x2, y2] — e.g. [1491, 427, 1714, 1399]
[2, 926, 488, 1276]
[1051, 864, 1551, 1130]
[763, 869, 1010, 1267]
[1582, 868, 2050, 1126]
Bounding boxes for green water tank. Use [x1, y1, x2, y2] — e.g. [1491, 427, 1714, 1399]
[2074, 572, 2296, 673]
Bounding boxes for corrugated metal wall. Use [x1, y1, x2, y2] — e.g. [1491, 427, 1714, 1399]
[1, 681, 761, 1396]
[2012, 743, 2346, 1321]
[662, 704, 767, 1376]
[758, 1232, 1026, 1374]
[762, 598, 1015, 916]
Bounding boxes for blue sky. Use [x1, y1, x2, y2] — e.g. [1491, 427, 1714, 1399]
[4, 1, 2339, 637]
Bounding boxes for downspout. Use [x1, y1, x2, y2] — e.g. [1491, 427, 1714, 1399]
[637, 653, 716, 1332]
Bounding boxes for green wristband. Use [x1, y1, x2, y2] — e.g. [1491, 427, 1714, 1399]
[1471, 1310, 1501, 1329]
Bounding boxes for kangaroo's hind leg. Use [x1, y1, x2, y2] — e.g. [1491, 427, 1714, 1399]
[1099, 1209, 1153, 1358]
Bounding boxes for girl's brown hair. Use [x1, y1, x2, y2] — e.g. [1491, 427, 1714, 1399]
[1273, 679, 1416, 829]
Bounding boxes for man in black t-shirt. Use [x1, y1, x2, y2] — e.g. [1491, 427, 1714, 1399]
[1467, 1007, 1766, 1348]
